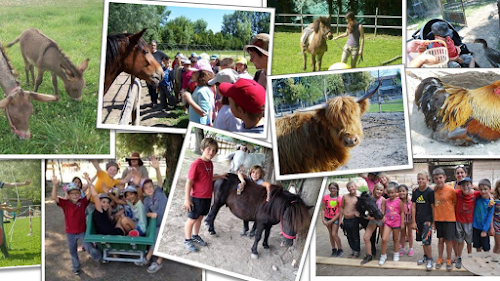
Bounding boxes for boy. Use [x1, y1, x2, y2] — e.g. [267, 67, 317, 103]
[90, 160, 132, 198]
[411, 171, 435, 271]
[432, 168, 457, 271]
[340, 181, 360, 258]
[472, 179, 495, 252]
[218, 79, 266, 133]
[183, 138, 227, 251]
[52, 176, 102, 275]
[159, 56, 176, 111]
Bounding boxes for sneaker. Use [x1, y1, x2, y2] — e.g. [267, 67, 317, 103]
[426, 258, 433, 271]
[134, 256, 149, 266]
[361, 255, 373, 265]
[147, 261, 163, 274]
[379, 254, 387, 265]
[191, 235, 207, 246]
[394, 252, 400, 262]
[128, 229, 139, 237]
[446, 259, 452, 271]
[417, 255, 428, 265]
[184, 239, 197, 252]
[73, 269, 81, 275]
[336, 249, 344, 258]
[331, 248, 338, 257]
[399, 246, 404, 256]
[353, 251, 360, 258]
[435, 258, 443, 269]
[408, 248, 414, 257]
[455, 257, 462, 269]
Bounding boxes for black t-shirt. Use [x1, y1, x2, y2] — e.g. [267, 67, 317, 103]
[92, 209, 116, 235]
[152, 50, 168, 64]
[411, 187, 435, 223]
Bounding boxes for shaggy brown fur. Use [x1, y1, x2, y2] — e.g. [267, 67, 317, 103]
[276, 84, 379, 175]
[301, 16, 333, 71]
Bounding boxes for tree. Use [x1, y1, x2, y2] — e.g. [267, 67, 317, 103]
[0, 160, 40, 205]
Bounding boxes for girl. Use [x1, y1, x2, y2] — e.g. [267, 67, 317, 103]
[237, 165, 272, 201]
[322, 182, 343, 258]
[378, 173, 391, 198]
[379, 185, 404, 265]
[361, 183, 385, 264]
[333, 11, 364, 68]
[493, 179, 500, 261]
[398, 184, 414, 257]
[109, 185, 147, 237]
[183, 60, 215, 126]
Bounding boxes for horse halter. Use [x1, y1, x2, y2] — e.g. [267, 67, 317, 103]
[280, 200, 297, 240]
[4, 86, 30, 139]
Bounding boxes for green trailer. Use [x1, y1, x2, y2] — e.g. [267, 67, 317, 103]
[0, 210, 8, 258]
[84, 211, 157, 263]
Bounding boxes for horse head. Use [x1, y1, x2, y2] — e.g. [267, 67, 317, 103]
[279, 191, 310, 247]
[313, 16, 333, 41]
[356, 191, 383, 220]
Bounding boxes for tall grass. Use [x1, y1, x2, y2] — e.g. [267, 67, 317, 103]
[0, 217, 41, 267]
[0, 0, 110, 154]
[367, 98, 404, 113]
[271, 32, 402, 75]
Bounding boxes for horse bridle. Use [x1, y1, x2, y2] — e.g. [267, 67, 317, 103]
[4, 86, 30, 139]
[280, 200, 297, 240]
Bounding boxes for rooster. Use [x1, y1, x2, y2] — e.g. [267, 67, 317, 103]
[415, 77, 500, 145]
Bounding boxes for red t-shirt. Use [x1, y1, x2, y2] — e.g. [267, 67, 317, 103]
[57, 197, 88, 234]
[322, 194, 342, 219]
[455, 190, 481, 223]
[188, 158, 214, 199]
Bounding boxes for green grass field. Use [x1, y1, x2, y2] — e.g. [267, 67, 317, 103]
[367, 98, 404, 113]
[0, 216, 41, 267]
[271, 32, 402, 75]
[0, 0, 110, 154]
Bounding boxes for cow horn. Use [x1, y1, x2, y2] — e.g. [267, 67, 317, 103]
[356, 80, 381, 102]
[298, 103, 327, 112]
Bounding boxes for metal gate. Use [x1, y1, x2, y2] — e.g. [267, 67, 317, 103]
[440, 0, 467, 27]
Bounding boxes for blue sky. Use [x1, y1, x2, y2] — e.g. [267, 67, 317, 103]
[370, 68, 400, 78]
[167, 6, 237, 33]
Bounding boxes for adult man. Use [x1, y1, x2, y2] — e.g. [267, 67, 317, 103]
[148, 40, 168, 108]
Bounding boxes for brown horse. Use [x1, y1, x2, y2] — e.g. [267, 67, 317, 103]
[301, 17, 333, 71]
[104, 29, 163, 94]
[0, 41, 59, 139]
[205, 173, 310, 258]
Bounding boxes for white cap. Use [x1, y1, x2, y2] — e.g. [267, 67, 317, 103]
[208, 68, 240, 85]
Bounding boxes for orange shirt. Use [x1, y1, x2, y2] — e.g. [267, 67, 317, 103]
[434, 184, 457, 222]
[92, 170, 121, 202]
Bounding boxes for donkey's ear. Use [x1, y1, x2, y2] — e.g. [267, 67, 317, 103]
[61, 64, 75, 81]
[0, 96, 13, 108]
[79, 58, 90, 73]
[27, 92, 60, 102]
[129, 28, 147, 44]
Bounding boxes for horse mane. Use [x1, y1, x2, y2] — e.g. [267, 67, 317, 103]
[264, 186, 310, 237]
[312, 17, 320, 33]
[106, 33, 148, 68]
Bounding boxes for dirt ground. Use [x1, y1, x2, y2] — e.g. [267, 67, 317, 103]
[156, 150, 311, 281]
[314, 206, 498, 276]
[101, 73, 184, 127]
[339, 112, 409, 171]
[406, 70, 500, 156]
[45, 196, 202, 281]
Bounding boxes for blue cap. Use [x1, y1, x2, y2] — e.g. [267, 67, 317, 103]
[190, 52, 198, 58]
[66, 183, 80, 193]
[458, 177, 472, 185]
[210, 54, 219, 60]
[124, 185, 137, 194]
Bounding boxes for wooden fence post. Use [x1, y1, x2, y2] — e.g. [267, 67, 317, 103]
[336, 13, 340, 34]
[375, 7, 378, 37]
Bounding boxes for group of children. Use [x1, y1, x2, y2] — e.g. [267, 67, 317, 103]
[155, 34, 269, 134]
[322, 167, 500, 271]
[52, 155, 167, 274]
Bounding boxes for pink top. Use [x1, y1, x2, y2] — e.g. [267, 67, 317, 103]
[402, 199, 412, 224]
[384, 197, 402, 228]
[366, 178, 380, 194]
[376, 196, 383, 211]
[322, 194, 342, 219]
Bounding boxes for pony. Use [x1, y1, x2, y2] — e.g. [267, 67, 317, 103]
[301, 17, 333, 71]
[224, 150, 267, 173]
[104, 29, 163, 94]
[205, 173, 310, 258]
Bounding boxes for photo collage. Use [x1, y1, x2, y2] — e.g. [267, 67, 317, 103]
[0, 0, 499, 280]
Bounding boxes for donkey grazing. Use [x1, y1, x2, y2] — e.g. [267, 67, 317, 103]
[7, 28, 89, 101]
[0, 41, 60, 139]
[276, 81, 381, 174]
[301, 17, 333, 71]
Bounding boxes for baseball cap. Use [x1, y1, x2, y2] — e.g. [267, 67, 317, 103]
[124, 185, 138, 194]
[244, 33, 270, 56]
[190, 52, 198, 58]
[66, 183, 80, 193]
[458, 177, 472, 185]
[431, 21, 453, 38]
[218, 79, 265, 114]
[199, 53, 210, 61]
[99, 193, 111, 200]
[210, 54, 219, 60]
[236, 57, 248, 65]
[188, 59, 213, 73]
[181, 58, 191, 65]
[208, 68, 240, 85]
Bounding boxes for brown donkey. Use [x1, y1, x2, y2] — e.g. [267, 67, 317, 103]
[301, 17, 333, 71]
[7, 28, 89, 101]
[0, 41, 59, 139]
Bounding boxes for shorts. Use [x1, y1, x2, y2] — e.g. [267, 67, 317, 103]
[435, 221, 456, 241]
[137, 226, 146, 236]
[368, 219, 383, 227]
[455, 222, 473, 244]
[325, 217, 339, 225]
[416, 221, 432, 246]
[112, 227, 125, 236]
[494, 218, 500, 235]
[472, 227, 491, 251]
[188, 197, 211, 219]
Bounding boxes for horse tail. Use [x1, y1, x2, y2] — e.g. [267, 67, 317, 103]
[285, 200, 310, 237]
